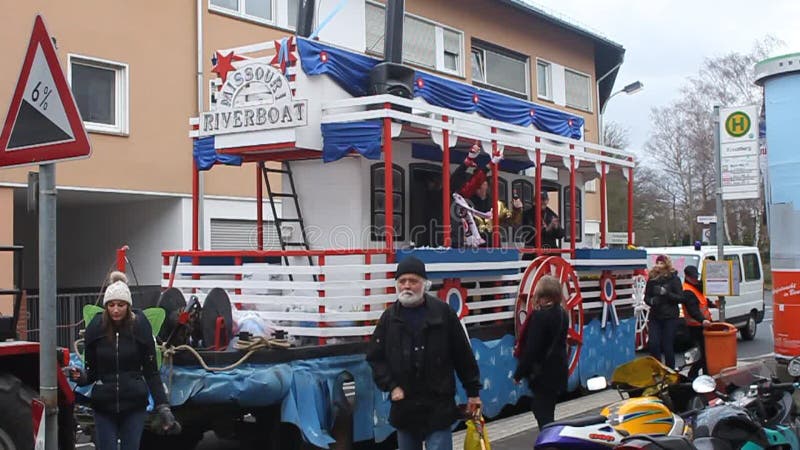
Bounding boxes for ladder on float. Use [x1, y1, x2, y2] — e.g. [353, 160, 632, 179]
[260, 161, 315, 281]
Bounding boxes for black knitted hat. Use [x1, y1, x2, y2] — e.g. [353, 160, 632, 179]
[395, 256, 427, 280]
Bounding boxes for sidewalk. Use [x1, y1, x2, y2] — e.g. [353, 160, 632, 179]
[452, 388, 620, 450]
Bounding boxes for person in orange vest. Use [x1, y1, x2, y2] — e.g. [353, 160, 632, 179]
[681, 265, 714, 379]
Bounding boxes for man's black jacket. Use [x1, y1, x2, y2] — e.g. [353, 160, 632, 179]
[367, 294, 481, 434]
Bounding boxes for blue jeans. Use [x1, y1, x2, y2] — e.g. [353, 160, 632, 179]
[397, 428, 453, 450]
[648, 318, 678, 369]
[93, 408, 147, 450]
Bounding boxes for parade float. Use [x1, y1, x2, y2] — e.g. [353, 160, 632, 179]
[76, 6, 649, 448]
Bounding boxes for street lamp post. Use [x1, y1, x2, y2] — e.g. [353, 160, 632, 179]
[599, 80, 644, 146]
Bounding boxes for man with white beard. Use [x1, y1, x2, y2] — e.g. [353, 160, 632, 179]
[367, 256, 482, 450]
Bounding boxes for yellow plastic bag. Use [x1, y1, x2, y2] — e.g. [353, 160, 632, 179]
[464, 414, 492, 450]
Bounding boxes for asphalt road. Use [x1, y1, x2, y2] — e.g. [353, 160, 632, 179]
[736, 290, 774, 360]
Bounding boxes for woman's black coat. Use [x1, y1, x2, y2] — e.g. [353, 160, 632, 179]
[82, 311, 168, 415]
[644, 271, 683, 320]
[513, 305, 569, 395]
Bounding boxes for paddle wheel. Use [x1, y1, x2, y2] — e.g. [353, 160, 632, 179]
[514, 256, 584, 376]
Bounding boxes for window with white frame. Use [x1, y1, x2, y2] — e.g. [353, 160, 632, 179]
[209, 0, 300, 29]
[565, 68, 592, 111]
[471, 41, 529, 98]
[537, 60, 552, 100]
[365, 2, 463, 76]
[69, 55, 128, 135]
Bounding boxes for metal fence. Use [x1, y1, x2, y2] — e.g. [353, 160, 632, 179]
[25, 291, 100, 348]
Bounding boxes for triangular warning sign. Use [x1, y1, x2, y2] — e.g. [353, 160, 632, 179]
[0, 15, 90, 168]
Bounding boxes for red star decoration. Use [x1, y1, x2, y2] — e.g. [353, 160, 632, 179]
[416, 77, 425, 88]
[319, 51, 329, 63]
[270, 36, 298, 73]
[530, 108, 536, 117]
[568, 119, 574, 127]
[212, 51, 245, 83]
[472, 93, 479, 104]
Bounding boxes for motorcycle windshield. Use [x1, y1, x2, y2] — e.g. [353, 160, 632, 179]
[718, 362, 772, 388]
[611, 356, 681, 389]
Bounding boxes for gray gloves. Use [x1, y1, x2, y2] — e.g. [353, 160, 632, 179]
[155, 404, 181, 435]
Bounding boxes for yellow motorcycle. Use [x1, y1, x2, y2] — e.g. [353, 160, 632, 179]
[535, 356, 701, 449]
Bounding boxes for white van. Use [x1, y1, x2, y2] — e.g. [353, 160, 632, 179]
[645, 246, 766, 340]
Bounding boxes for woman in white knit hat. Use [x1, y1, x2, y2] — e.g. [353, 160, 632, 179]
[69, 271, 178, 449]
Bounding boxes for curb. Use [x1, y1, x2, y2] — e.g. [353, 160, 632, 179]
[452, 389, 621, 450]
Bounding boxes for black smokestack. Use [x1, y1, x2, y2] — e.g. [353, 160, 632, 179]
[384, 0, 405, 63]
[296, 0, 315, 38]
[368, 0, 414, 110]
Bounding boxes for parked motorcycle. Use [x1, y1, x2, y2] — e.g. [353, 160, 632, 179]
[534, 354, 701, 449]
[613, 357, 800, 450]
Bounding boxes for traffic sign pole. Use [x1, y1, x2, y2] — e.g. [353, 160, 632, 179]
[1, 16, 91, 450]
[714, 105, 726, 321]
[38, 163, 58, 450]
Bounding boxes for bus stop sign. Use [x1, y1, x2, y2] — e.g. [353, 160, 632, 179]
[0, 15, 90, 168]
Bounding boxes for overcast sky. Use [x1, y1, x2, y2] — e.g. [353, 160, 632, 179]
[526, 0, 800, 154]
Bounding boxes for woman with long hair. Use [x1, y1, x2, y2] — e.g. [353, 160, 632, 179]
[69, 271, 178, 449]
[513, 275, 569, 428]
[645, 255, 684, 369]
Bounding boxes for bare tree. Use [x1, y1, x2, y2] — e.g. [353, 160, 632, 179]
[642, 36, 782, 249]
[603, 121, 676, 245]
[603, 122, 631, 235]
[603, 121, 631, 151]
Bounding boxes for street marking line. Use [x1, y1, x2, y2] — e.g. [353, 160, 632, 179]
[738, 353, 775, 362]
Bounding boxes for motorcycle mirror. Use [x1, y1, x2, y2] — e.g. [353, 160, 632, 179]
[692, 375, 716, 394]
[684, 347, 700, 365]
[587, 376, 608, 392]
[788, 357, 800, 378]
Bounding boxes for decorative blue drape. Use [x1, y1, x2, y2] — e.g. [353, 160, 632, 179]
[321, 120, 383, 162]
[297, 38, 584, 139]
[298, 38, 380, 97]
[193, 137, 242, 171]
[413, 71, 583, 138]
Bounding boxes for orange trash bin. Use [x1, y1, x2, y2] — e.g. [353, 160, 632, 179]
[704, 322, 738, 375]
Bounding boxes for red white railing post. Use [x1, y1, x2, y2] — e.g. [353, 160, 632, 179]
[192, 161, 200, 251]
[383, 104, 394, 251]
[364, 253, 373, 341]
[442, 115, 452, 247]
[491, 127, 500, 248]
[318, 254, 327, 345]
[535, 142, 542, 250]
[162, 255, 171, 289]
[569, 151, 577, 258]
[600, 161, 607, 248]
[257, 163, 264, 250]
